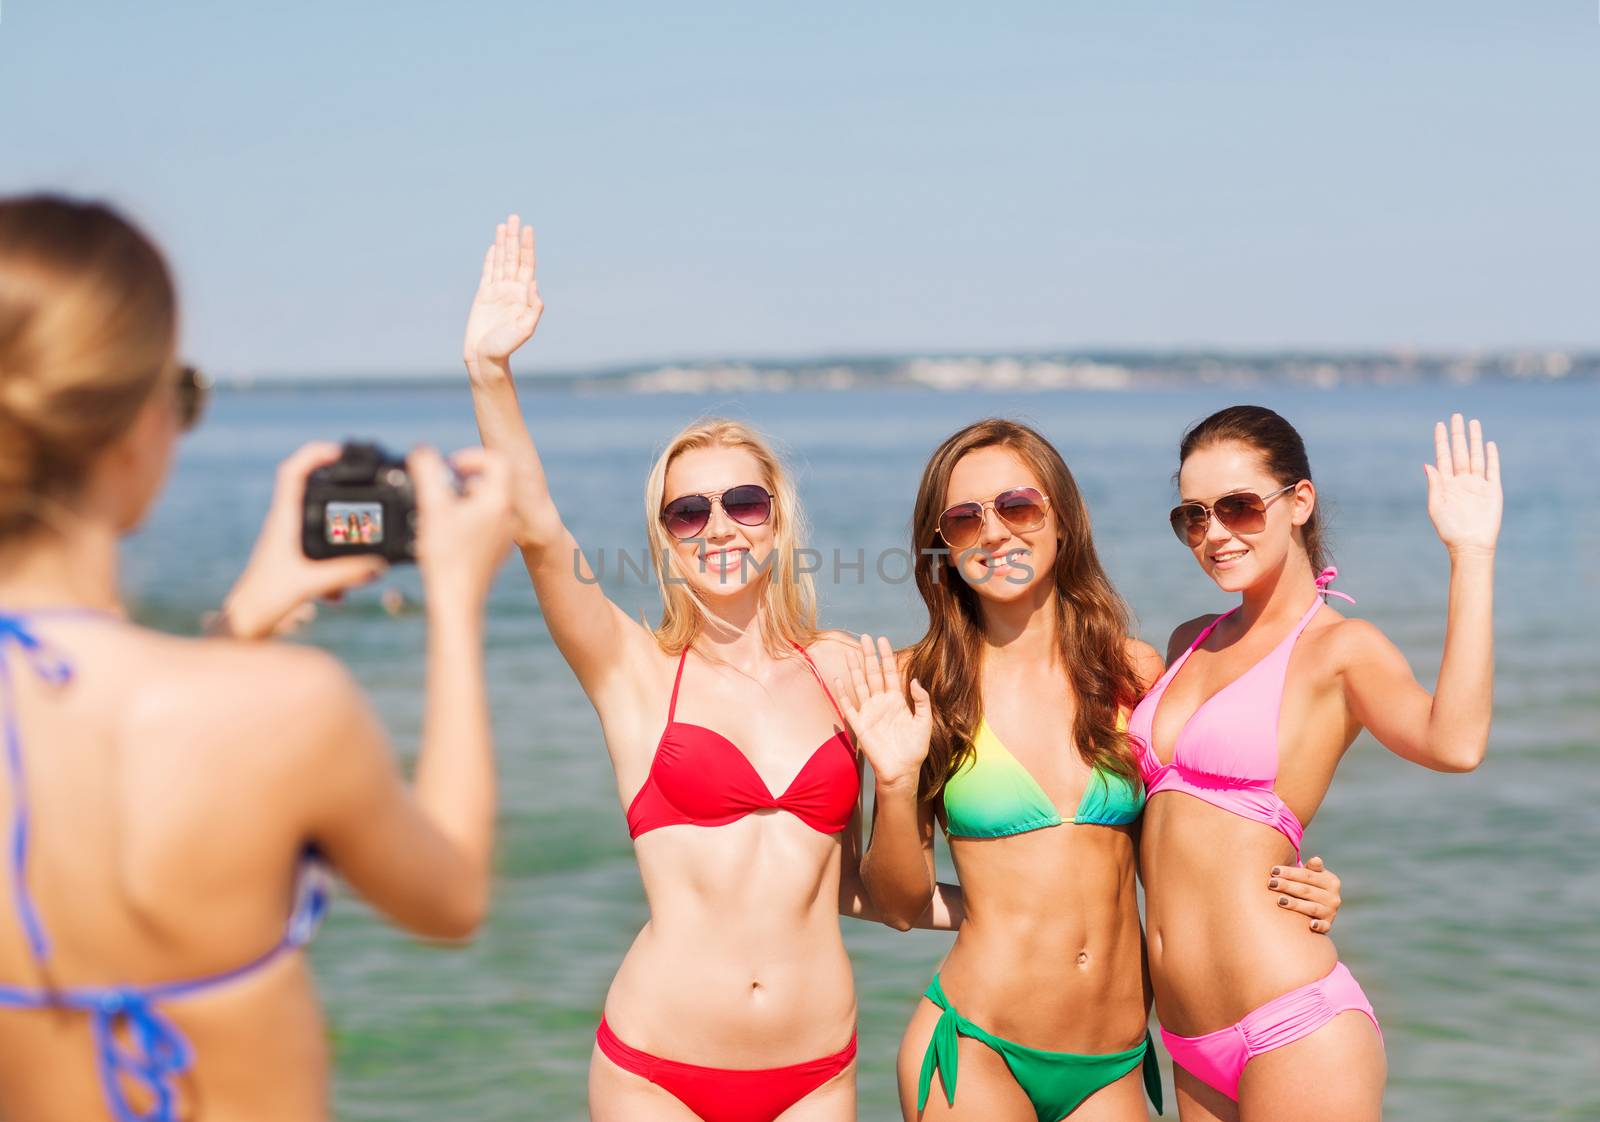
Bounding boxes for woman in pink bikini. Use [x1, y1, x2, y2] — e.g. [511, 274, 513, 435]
[1131, 405, 1501, 1120]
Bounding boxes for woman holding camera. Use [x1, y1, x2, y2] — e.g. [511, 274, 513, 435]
[0, 195, 513, 1122]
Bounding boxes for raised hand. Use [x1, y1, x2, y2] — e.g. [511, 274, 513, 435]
[463, 214, 543, 367]
[1425, 413, 1502, 556]
[835, 635, 932, 792]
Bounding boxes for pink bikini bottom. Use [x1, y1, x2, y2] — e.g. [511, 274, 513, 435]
[1160, 961, 1383, 1101]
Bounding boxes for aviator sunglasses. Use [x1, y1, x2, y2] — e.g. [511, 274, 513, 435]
[660, 484, 773, 540]
[1168, 483, 1298, 546]
[936, 487, 1051, 550]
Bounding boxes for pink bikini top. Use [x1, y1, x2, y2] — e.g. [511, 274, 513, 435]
[1127, 569, 1353, 859]
[625, 644, 859, 839]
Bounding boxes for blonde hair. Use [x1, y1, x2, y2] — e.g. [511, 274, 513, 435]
[0, 195, 178, 538]
[645, 418, 818, 656]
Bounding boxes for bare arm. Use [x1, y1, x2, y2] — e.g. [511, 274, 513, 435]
[302, 447, 514, 940]
[462, 215, 651, 703]
[1344, 415, 1500, 772]
[833, 635, 943, 931]
[838, 750, 965, 930]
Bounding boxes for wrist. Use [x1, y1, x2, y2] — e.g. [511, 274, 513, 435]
[216, 575, 279, 641]
[422, 578, 490, 623]
[465, 352, 512, 384]
[1446, 544, 1496, 563]
[874, 772, 922, 799]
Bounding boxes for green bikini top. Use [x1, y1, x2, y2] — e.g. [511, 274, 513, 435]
[941, 716, 1144, 839]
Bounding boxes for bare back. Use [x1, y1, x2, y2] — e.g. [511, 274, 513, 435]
[0, 617, 346, 1121]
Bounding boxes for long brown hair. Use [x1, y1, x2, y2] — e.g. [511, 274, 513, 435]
[0, 195, 177, 538]
[1178, 405, 1328, 573]
[905, 419, 1142, 804]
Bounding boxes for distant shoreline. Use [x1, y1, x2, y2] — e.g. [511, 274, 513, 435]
[212, 348, 1599, 393]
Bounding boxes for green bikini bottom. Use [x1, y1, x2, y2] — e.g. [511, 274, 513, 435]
[917, 975, 1164, 1121]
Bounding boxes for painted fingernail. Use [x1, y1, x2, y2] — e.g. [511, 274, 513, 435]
[1268, 878, 1279, 889]
[1279, 896, 1289, 907]
[1270, 867, 1281, 876]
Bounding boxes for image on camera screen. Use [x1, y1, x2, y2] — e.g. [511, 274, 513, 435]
[326, 501, 384, 545]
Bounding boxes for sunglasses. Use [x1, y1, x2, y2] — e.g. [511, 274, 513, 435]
[936, 487, 1051, 551]
[1168, 483, 1298, 546]
[660, 483, 773, 540]
[175, 364, 209, 432]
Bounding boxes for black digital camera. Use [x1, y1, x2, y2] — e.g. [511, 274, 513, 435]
[302, 442, 418, 563]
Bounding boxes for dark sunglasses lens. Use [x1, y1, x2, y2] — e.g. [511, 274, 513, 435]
[1170, 504, 1207, 545]
[1213, 493, 1268, 534]
[939, 504, 984, 549]
[721, 485, 772, 527]
[177, 366, 207, 431]
[995, 488, 1046, 531]
[662, 496, 711, 539]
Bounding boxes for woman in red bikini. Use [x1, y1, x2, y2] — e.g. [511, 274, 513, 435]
[459, 215, 957, 1122]
[1132, 405, 1500, 1120]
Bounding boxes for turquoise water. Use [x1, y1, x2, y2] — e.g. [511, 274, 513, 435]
[128, 383, 1598, 1120]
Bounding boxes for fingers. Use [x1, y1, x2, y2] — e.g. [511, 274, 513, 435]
[1449, 413, 1469, 475]
[457, 448, 512, 514]
[859, 633, 887, 695]
[1276, 893, 1335, 923]
[1432, 420, 1450, 475]
[306, 554, 389, 597]
[407, 446, 453, 515]
[846, 653, 871, 712]
[505, 215, 521, 284]
[1468, 417, 1485, 477]
[275, 440, 342, 488]
[876, 636, 900, 692]
[272, 441, 343, 521]
[1486, 439, 1500, 486]
[832, 678, 859, 726]
[517, 224, 535, 286]
[909, 677, 929, 719]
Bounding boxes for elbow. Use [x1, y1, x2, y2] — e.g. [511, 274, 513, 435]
[882, 911, 916, 933]
[420, 881, 490, 944]
[1433, 738, 1488, 773]
[878, 890, 934, 932]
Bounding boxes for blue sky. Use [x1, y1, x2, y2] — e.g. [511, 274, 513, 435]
[2, 2, 1595, 376]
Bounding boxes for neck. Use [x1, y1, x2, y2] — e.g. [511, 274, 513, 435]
[976, 578, 1060, 667]
[0, 522, 123, 614]
[1235, 552, 1319, 633]
[691, 586, 775, 671]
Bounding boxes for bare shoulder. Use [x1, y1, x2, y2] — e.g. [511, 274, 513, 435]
[806, 629, 865, 679]
[126, 636, 373, 764]
[1165, 613, 1221, 665]
[1124, 637, 1165, 692]
[1312, 613, 1400, 672]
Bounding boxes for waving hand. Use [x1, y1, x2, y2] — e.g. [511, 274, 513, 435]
[463, 214, 544, 367]
[836, 635, 932, 792]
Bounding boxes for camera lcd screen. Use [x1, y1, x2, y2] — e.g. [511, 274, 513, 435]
[326, 501, 384, 545]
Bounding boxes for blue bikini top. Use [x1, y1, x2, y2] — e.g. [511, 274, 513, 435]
[0, 609, 328, 1122]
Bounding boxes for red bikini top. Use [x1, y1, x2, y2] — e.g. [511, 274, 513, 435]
[625, 643, 859, 839]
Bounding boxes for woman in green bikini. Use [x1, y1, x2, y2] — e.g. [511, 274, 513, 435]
[843, 419, 1344, 1121]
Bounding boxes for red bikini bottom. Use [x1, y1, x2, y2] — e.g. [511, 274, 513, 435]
[595, 1016, 856, 1122]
